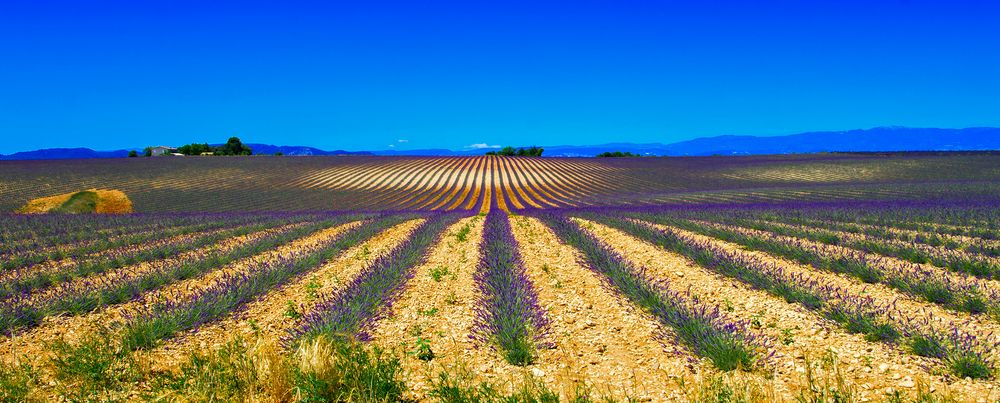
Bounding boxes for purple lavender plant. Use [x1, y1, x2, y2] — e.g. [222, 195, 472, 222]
[471, 210, 549, 365]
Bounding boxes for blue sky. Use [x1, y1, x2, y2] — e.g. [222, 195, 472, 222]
[1, 0, 998, 154]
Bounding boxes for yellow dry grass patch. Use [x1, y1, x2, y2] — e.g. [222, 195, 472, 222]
[16, 189, 134, 214]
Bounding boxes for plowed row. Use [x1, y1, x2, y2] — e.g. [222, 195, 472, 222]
[2, 206, 999, 402]
[3, 153, 999, 212]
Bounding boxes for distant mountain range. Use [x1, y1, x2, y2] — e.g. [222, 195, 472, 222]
[2, 127, 998, 160]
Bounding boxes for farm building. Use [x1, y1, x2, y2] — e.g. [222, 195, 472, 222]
[148, 146, 175, 156]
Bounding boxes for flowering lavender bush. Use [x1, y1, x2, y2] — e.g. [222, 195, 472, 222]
[584, 210, 997, 379]
[638, 214, 999, 317]
[471, 210, 549, 365]
[288, 213, 466, 345]
[0, 213, 368, 335]
[533, 212, 767, 371]
[120, 213, 413, 350]
[0, 214, 309, 301]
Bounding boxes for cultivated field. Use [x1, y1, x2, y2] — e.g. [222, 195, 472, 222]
[2, 154, 1000, 402]
[2, 153, 999, 212]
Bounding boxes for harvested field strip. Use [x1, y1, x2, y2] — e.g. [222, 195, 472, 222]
[146, 218, 423, 371]
[527, 158, 601, 202]
[579, 217, 998, 401]
[391, 157, 465, 209]
[508, 216, 713, 401]
[533, 212, 767, 372]
[118, 215, 417, 351]
[585, 213, 999, 381]
[471, 211, 548, 365]
[0, 216, 366, 334]
[449, 157, 484, 211]
[502, 157, 544, 209]
[0, 215, 302, 301]
[418, 157, 476, 210]
[420, 157, 478, 209]
[281, 156, 665, 211]
[406, 157, 470, 206]
[288, 213, 465, 344]
[443, 156, 483, 211]
[369, 216, 483, 398]
[364, 159, 447, 207]
[517, 159, 583, 207]
[504, 157, 562, 208]
[656, 216, 1000, 317]
[492, 158, 512, 212]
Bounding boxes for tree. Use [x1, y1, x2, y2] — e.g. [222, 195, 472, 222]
[274, 152, 284, 156]
[217, 137, 252, 156]
[177, 143, 213, 156]
[128, 150, 138, 158]
[486, 146, 543, 157]
[596, 151, 639, 158]
[143, 147, 153, 157]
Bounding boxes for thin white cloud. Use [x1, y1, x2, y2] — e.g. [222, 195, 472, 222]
[387, 144, 396, 148]
[466, 143, 501, 149]
[397, 139, 409, 143]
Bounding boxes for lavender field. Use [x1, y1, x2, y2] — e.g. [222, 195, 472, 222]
[2, 154, 1000, 401]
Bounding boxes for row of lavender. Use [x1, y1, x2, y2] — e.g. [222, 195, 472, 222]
[579, 209, 997, 379]
[0, 212, 324, 270]
[0, 213, 371, 335]
[692, 214, 1000, 279]
[120, 213, 417, 350]
[648, 216, 1000, 318]
[531, 212, 769, 371]
[287, 213, 465, 344]
[0, 214, 317, 302]
[471, 210, 549, 365]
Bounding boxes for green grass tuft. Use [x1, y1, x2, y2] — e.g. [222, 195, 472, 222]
[50, 191, 99, 214]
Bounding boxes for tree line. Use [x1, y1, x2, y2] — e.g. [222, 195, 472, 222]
[485, 146, 544, 157]
[132, 137, 253, 157]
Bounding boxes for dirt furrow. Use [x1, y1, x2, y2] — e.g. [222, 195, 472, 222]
[505, 216, 706, 402]
[0, 220, 363, 364]
[368, 217, 483, 399]
[580, 218, 999, 401]
[143, 219, 425, 371]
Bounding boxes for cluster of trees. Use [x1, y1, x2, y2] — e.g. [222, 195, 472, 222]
[181, 137, 253, 156]
[596, 151, 643, 158]
[485, 146, 544, 157]
[133, 137, 254, 157]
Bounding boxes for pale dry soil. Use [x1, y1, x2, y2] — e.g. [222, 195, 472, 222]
[688, 220, 1000, 346]
[579, 218, 997, 402]
[706, 220, 1000, 301]
[369, 216, 484, 399]
[0, 220, 363, 379]
[505, 216, 716, 402]
[639, 220, 1000, 401]
[143, 219, 424, 372]
[18, 223, 306, 306]
[0, 224, 239, 288]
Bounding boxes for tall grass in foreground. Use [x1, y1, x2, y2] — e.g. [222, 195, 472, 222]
[532, 212, 767, 371]
[472, 210, 549, 365]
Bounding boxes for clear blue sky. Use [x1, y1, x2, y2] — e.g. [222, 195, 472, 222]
[1, 0, 998, 154]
